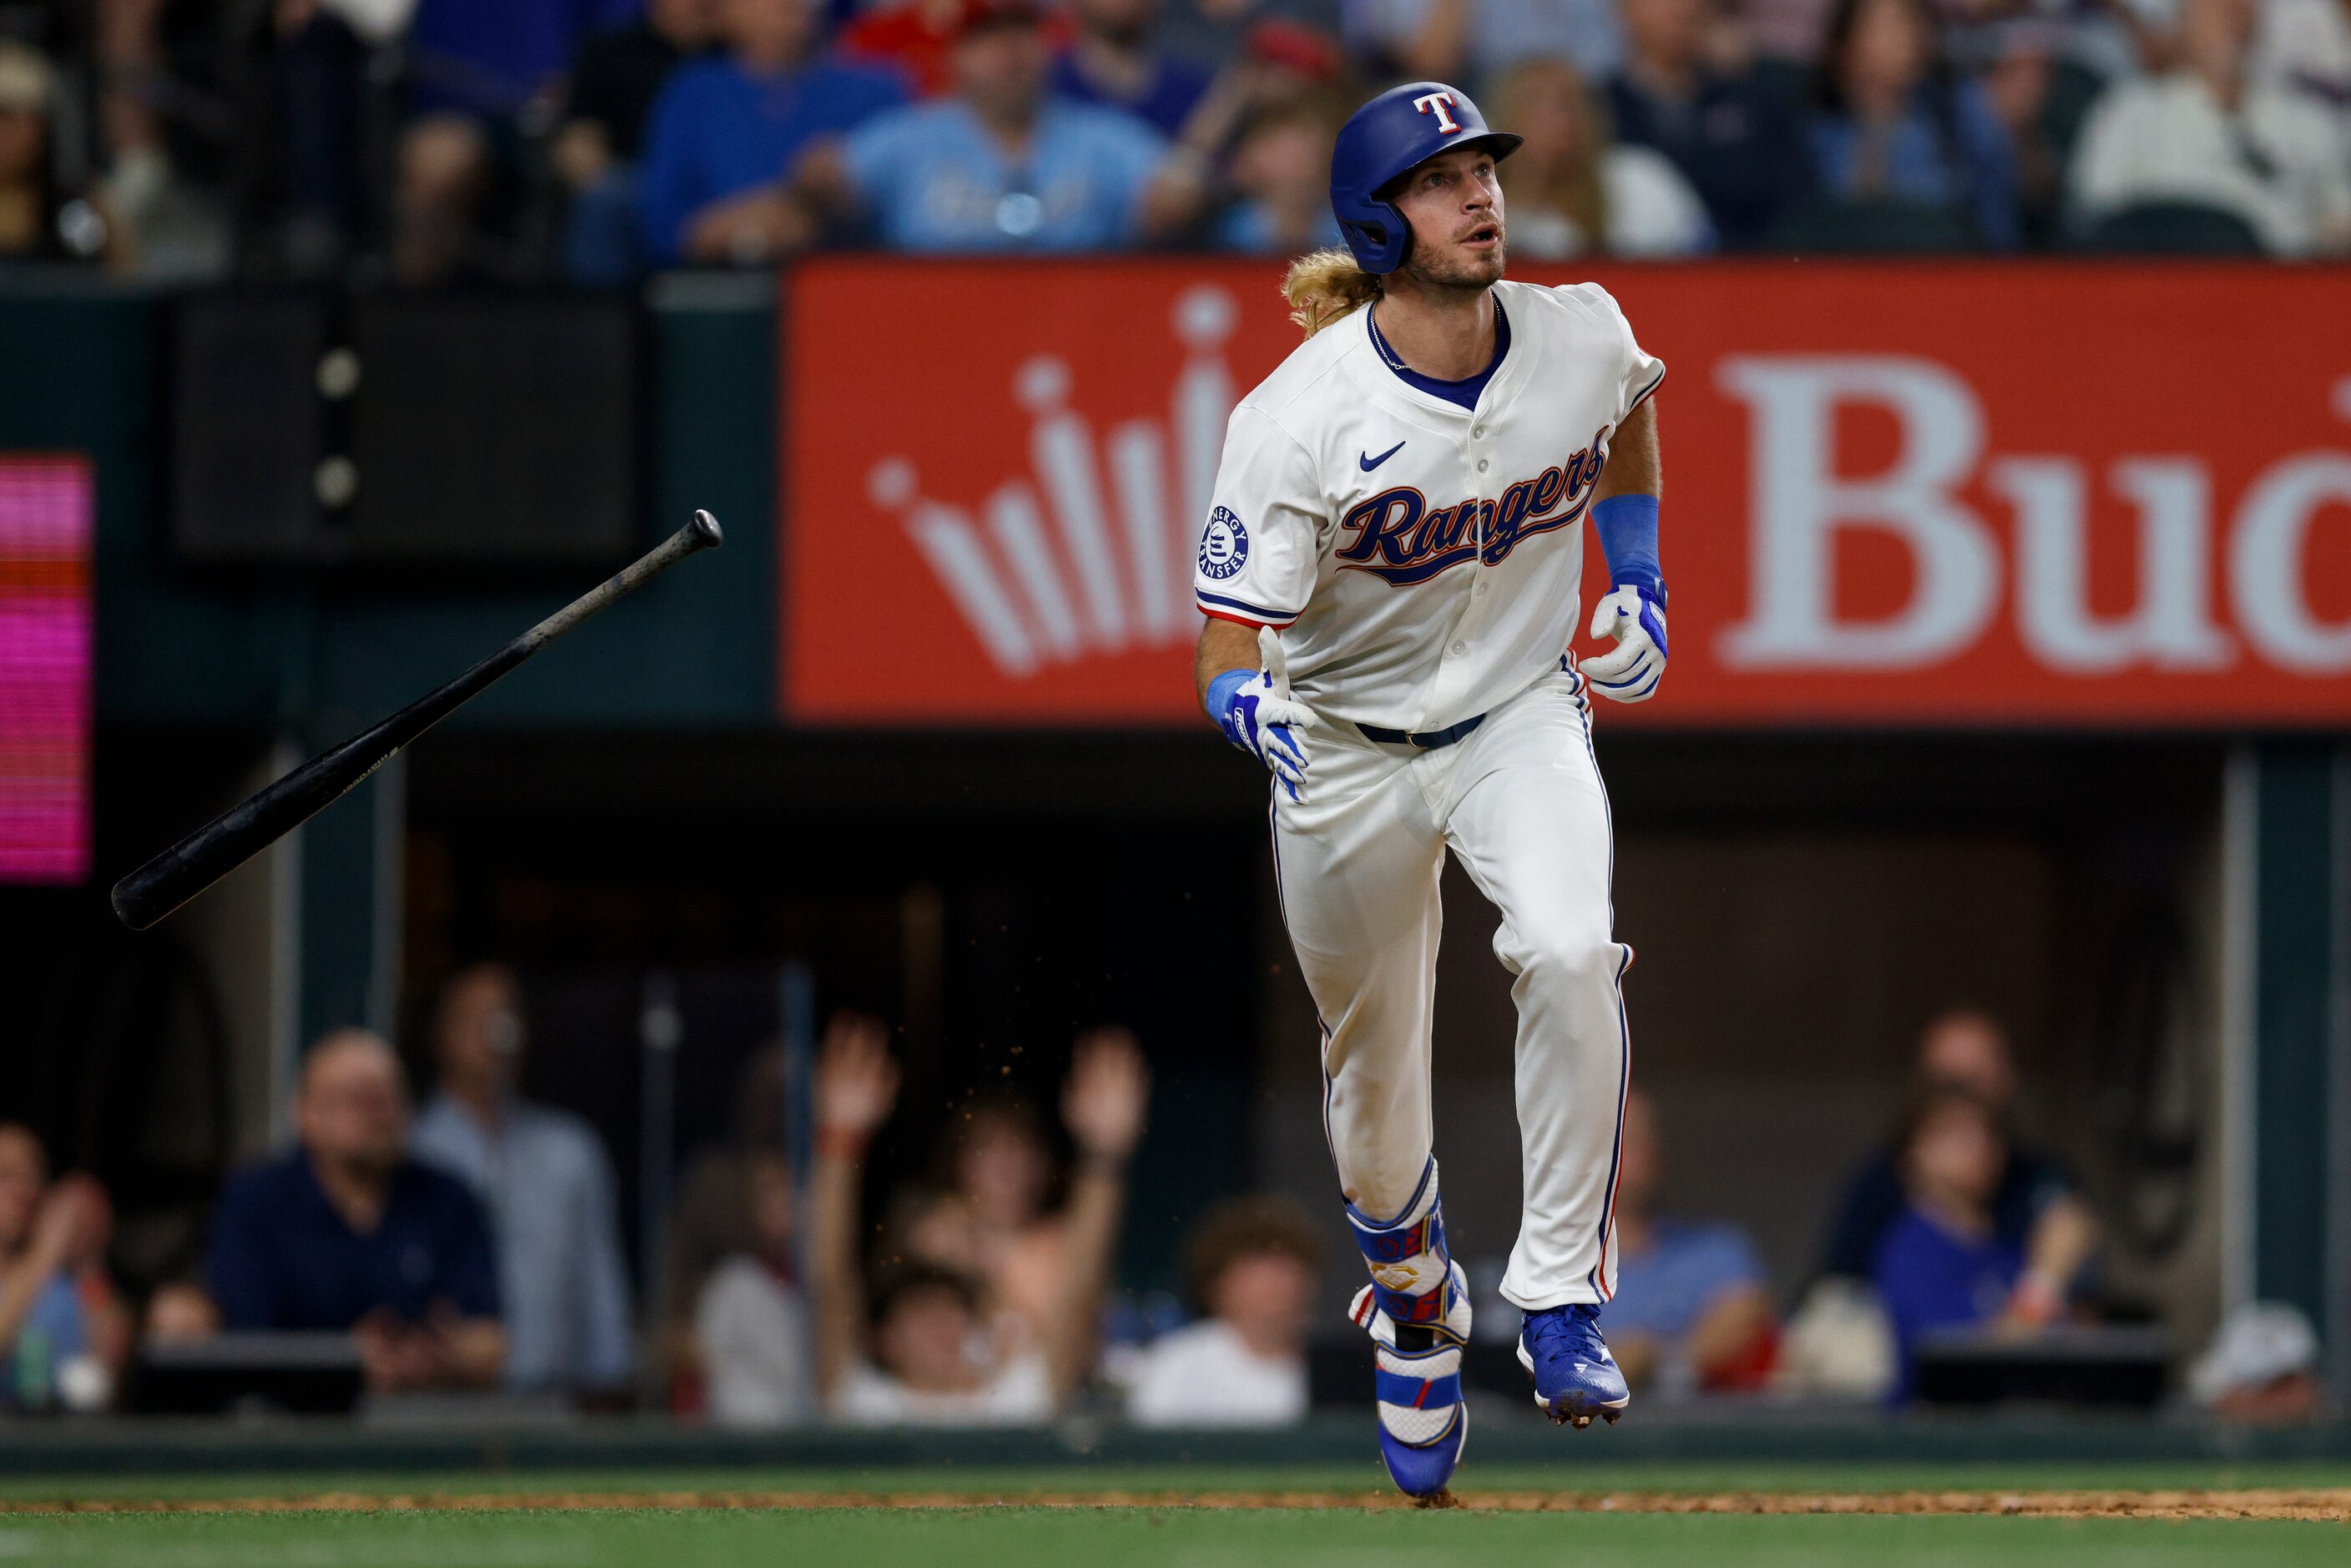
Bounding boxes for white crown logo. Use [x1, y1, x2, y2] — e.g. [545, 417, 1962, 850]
[867, 286, 1240, 677]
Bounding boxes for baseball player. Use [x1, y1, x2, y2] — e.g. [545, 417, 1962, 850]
[1192, 81, 1667, 1500]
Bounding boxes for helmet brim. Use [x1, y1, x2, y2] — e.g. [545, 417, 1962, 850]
[1374, 132, 1524, 200]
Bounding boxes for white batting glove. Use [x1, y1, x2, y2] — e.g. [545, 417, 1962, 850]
[1211, 626, 1319, 802]
[1578, 584, 1668, 704]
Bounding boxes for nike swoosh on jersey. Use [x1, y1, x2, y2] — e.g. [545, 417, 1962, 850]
[1359, 440, 1407, 472]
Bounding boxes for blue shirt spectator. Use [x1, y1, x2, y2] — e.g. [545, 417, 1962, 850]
[408, 964, 634, 1393]
[640, 54, 907, 263]
[1609, 0, 1815, 246]
[1867, 1080, 2031, 1398]
[410, 0, 643, 118]
[209, 1150, 499, 1332]
[412, 1100, 632, 1390]
[1806, 0, 2020, 248]
[1608, 1218, 1769, 1346]
[1872, 1206, 2024, 1393]
[1819, 1143, 2070, 1282]
[205, 1031, 504, 1401]
[841, 95, 1170, 250]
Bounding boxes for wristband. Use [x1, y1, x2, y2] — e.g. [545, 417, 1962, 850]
[1206, 666, 1253, 747]
[1592, 493, 1662, 603]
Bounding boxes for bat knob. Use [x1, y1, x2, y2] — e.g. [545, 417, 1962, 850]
[689, 509, 724, 549]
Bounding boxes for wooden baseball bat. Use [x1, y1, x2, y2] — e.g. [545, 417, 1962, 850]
[110, 509, 724, 931]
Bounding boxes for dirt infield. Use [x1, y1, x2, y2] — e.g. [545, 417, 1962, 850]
[10, 1489, 2351, 1522]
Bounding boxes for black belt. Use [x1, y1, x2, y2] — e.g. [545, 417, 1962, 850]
[1358, 712, 1488, 750]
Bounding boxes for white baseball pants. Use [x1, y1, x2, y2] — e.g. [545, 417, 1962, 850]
[1272, 665, 1631, 1310]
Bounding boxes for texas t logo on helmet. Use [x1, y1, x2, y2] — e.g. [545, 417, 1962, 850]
[1328, 81, 1522, 275]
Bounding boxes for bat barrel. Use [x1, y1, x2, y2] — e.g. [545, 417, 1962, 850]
[109, 512, 723, 930]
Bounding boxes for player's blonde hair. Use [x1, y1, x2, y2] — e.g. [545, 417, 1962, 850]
[1282, 248, 1382, 339]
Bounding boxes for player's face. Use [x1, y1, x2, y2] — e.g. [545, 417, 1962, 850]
[1391, 145, 1506, 291]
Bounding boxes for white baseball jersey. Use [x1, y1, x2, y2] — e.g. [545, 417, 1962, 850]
[1192, 280, 1664, 732]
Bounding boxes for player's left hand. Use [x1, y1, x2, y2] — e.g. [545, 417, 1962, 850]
[1579, 584, 1668, 704]
[1211, 626, 1320, 802]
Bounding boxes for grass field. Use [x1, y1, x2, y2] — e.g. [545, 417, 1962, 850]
[4, 1463, 2349, 1566]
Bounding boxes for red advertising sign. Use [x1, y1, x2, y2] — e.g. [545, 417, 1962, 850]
[781, 258, 2351, 726]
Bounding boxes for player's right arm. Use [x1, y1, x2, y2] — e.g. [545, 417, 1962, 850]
[1192, 618, 1261, 706]
[1196, 620, 1317, 801]
[1193, 405, 1323, 797]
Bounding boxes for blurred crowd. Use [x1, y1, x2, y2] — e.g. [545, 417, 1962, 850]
[1, 961, 2328, 1424]
[0, 0, 2345, 282]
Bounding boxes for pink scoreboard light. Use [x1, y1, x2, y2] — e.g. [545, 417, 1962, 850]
[0, 456, 92, 884]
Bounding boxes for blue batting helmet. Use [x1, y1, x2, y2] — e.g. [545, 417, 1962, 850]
[1329, 82, 1521, 276]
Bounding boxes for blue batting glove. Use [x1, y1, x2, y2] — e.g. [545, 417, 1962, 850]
[1207, 660, 1318, 801]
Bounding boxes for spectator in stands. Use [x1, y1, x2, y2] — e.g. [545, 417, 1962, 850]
[411, 964, 634, 1395]
[558, 0, 726, 280]
[1341, 0, 1625, 87]
[208, 1030, 504, 1393]
[890, 1093, 1059, 1337]
[397, 0, 639, 282]
[0, 1124, 127, 1410]
[888, 1026, 1150, 1351]
[2069, 0, 2351, 255]
[0, 42, 119, 268]
[1160, 18, 1352, 234]
[660, 1042, 787, 1399]
[1807, 0, 2023, 246]
[637, 0, 907, 267]
[798, 0, 1200, 251]
[1126, 1195, 1320, 1427]
[812, 1016, 1145, 1424]
[1871, 1080, 2031, 1395]
[1608, 0, 1816, 245]
[1819, 1009, 2097, 1323]
[1492, 56, 1714, 255]
[694, 1146, 814, 1426]
[1599, 1088, 1776, 1396]
[1212, 100, 1346, 252]
[1052, 0, 1215, 137]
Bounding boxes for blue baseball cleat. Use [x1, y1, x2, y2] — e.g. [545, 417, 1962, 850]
[1346, 1160, 1472, 1503]
[1350, 1261, 1473, 1501]
[1518, 1302, 1631, 1429]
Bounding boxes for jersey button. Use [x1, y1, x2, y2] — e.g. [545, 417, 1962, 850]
[1450, 640, 1468, 656]
[1475, 582, 1489, 596]
[1472, 425, 1486, 438]
[1476, 459, 1489, 473]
